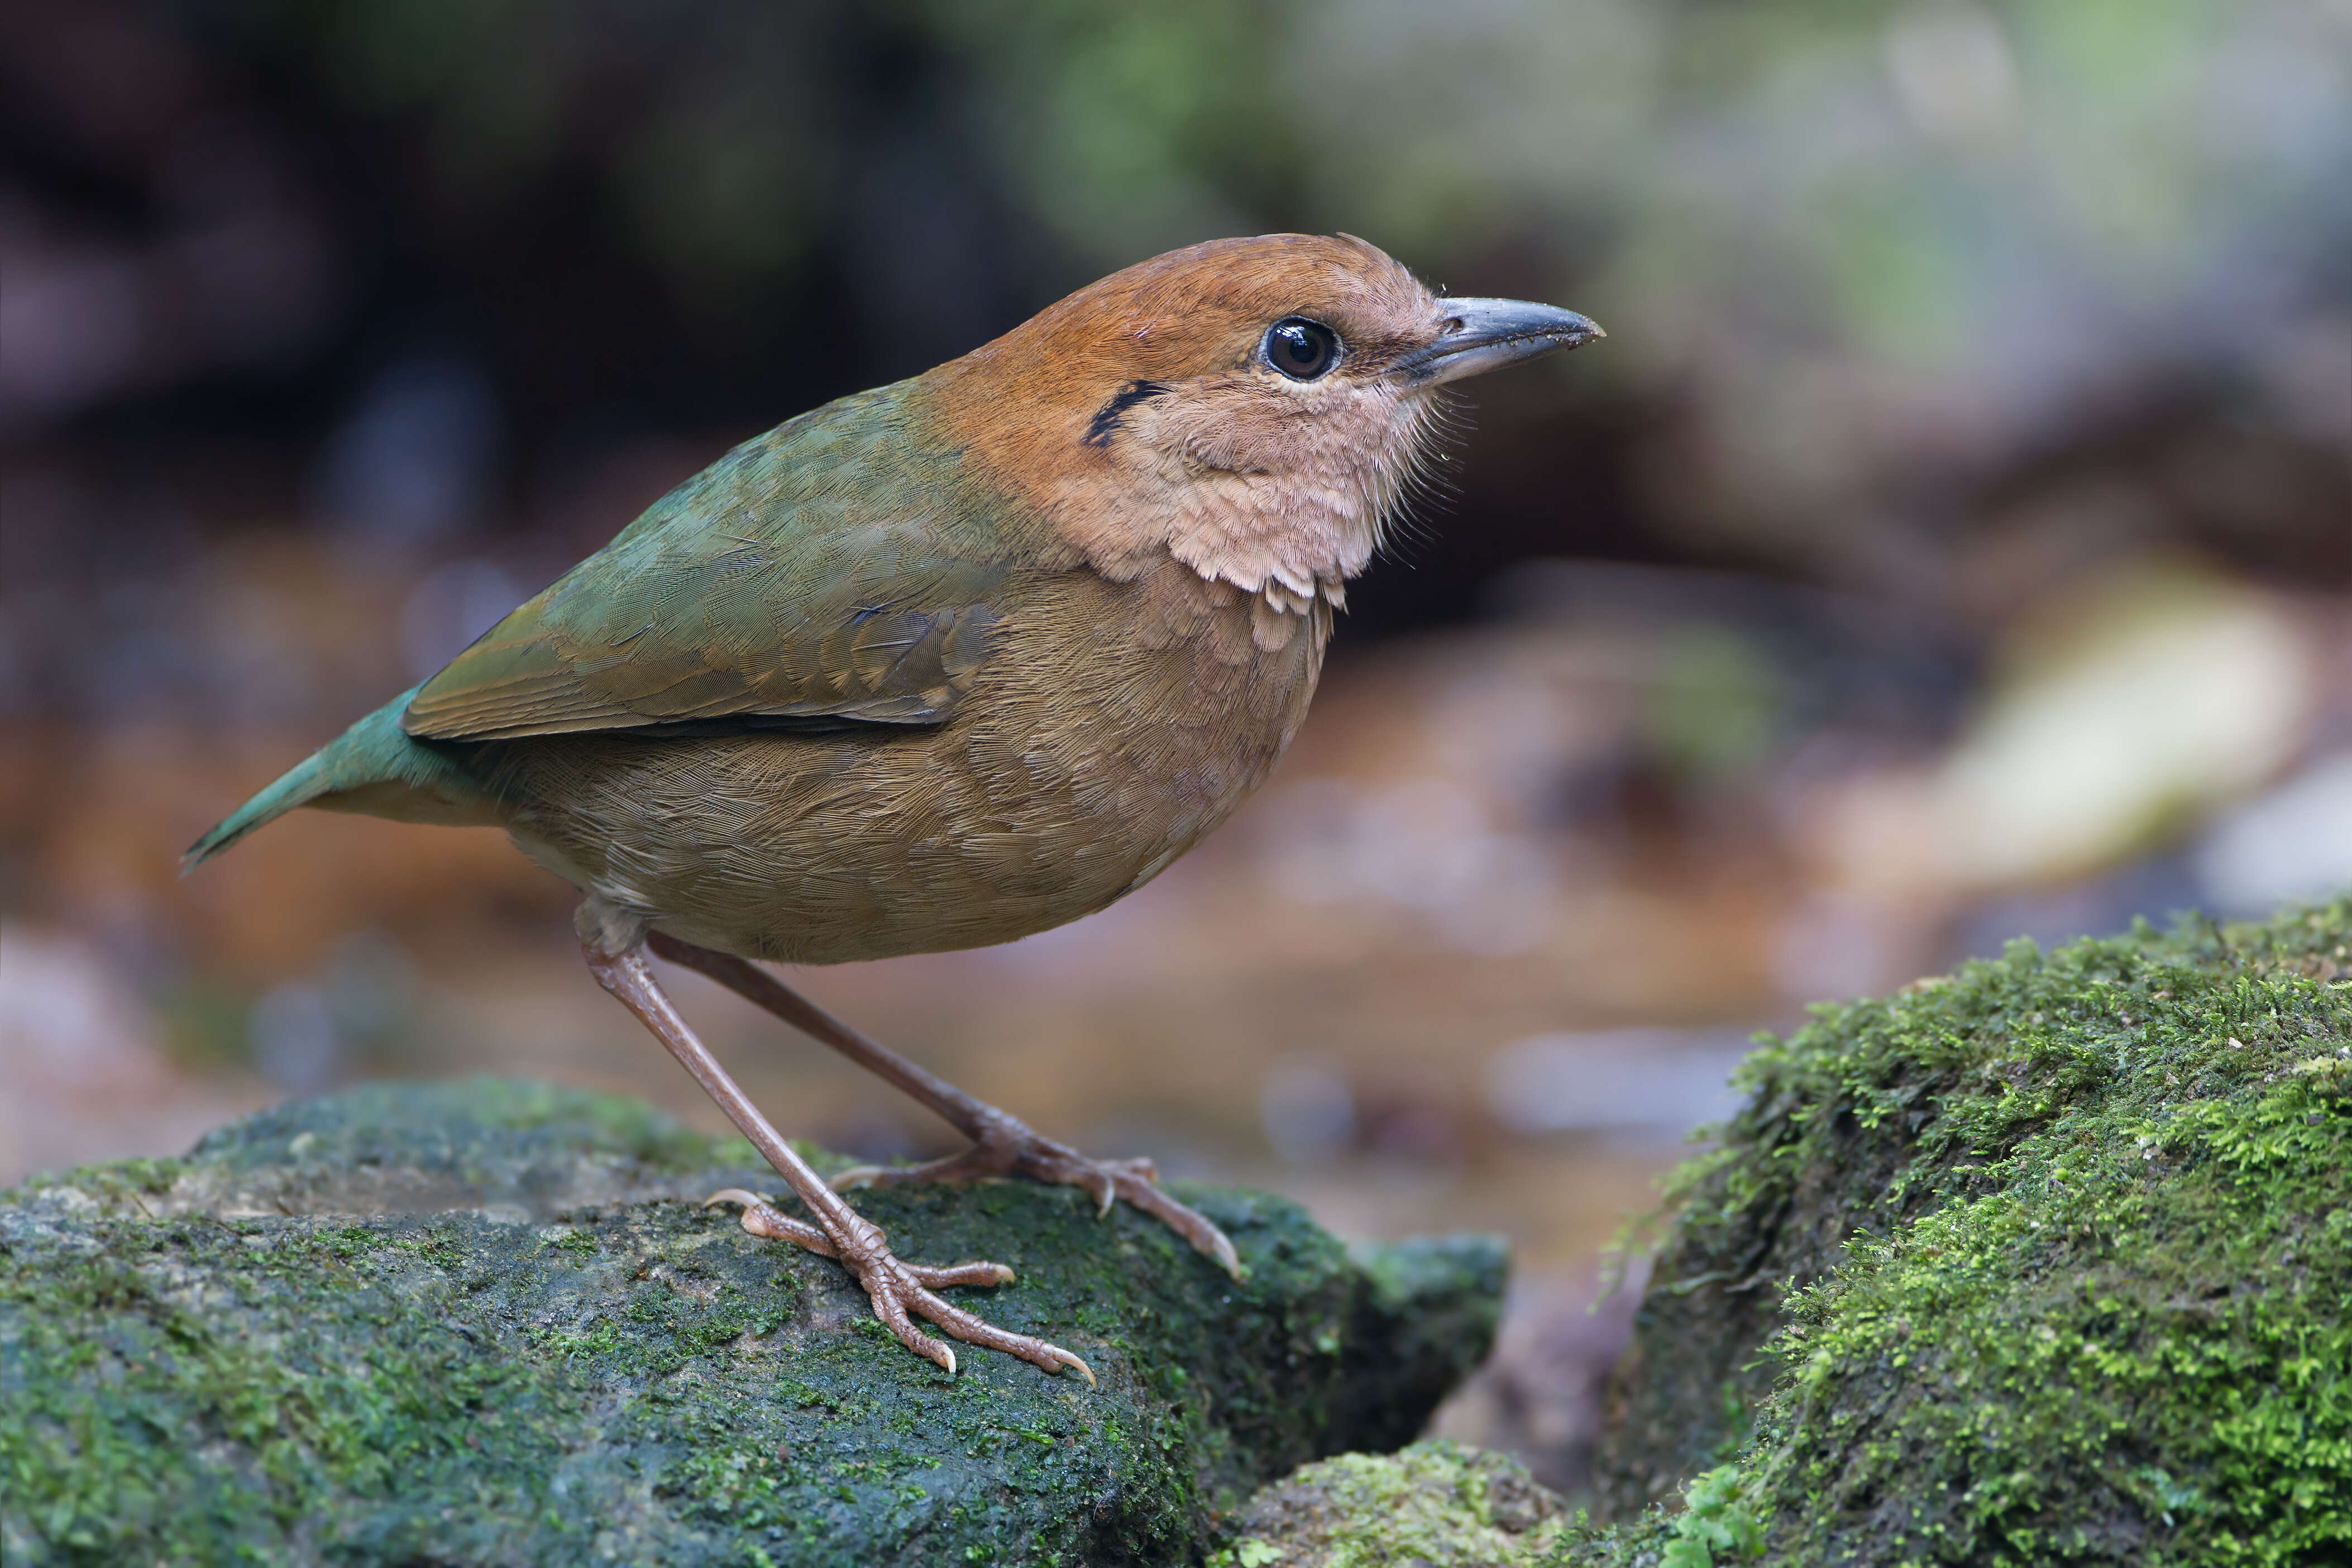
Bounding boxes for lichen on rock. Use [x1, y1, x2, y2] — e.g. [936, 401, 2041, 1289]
[1577, 900, 2352, 1566]
[0, 1077, 1504, 1567]
[1208, 1439, 1567, 1567]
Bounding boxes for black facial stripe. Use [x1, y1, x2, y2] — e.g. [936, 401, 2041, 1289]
[1083, 379, 1173, 448]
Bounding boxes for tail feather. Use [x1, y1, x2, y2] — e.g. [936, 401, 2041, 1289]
[183, 749, 334, 868]
[182, 685, 499, 872]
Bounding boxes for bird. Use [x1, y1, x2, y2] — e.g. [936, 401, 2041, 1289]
[186, 233, 1602, 1382]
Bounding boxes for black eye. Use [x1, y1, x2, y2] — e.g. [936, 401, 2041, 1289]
[1263, 317, 1341, 380]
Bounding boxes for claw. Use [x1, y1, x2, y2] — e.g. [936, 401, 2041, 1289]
[826, 1131, 1241, 1279]
[707, 1163, 1169, 1380]
[912, 1260, 1017, 1288]
[706, 1188, 834, 1250]
[718, 1190, 1027, 1295]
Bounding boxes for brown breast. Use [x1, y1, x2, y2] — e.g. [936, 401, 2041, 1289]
[493, 556, 1331, 965]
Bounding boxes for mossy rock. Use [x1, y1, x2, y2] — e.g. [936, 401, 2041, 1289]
[0, 1078, 1504, 1567]
[1572, 901, 2352, 1566]
[1209, 1439, 1569, 1566]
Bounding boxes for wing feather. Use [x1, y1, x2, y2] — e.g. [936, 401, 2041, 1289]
[401, 391, 1011, 743]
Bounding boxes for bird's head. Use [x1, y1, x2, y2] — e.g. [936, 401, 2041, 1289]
[926, 233, 1601, 614]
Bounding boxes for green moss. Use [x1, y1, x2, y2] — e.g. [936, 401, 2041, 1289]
[1550, 1464, 1764, 1568]
[1588, 901, 2352, 1566]
[1210, 1439, 1567, 1567]
[0, 1079, 1504, 1567]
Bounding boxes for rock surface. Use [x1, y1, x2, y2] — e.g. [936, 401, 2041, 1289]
[1575, 902, 2352, 1566]
[0, 1078, 1504, 1567]
[1209, 1440, 1568, 1567]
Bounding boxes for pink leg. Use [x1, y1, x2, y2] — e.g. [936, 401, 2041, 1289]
[647, 931, 1242, 1279]
[581, 921, 1093, 1383]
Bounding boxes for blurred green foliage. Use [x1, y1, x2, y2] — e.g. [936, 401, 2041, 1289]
[224, 0, 2342, 316]
[199, 0, 2341, 557]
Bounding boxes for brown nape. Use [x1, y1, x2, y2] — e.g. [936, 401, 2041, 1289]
[921, 234, 1453, 599]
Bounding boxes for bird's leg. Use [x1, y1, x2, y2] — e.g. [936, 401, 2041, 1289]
[580, 922, 1093, 1383]
[646, 931, 1242, 1278]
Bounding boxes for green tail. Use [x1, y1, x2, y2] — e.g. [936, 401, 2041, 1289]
[183, 685, 501, 869]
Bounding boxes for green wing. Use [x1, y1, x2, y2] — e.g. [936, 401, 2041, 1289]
[403, 389, 1010, 744]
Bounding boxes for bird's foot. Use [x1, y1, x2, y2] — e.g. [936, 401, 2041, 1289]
[830, 1108, 1243, 1279]
[706, 1189, 1094, 1385]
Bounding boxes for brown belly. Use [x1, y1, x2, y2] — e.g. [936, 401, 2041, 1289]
[488, 562, 1328, 964]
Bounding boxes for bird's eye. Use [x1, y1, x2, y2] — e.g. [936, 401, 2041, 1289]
[1263, 317, 1341, 381]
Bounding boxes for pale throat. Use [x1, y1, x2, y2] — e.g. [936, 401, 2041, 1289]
[1112, 384, 1438, 616]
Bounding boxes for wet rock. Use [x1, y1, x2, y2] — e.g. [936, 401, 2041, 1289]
[0, 1078, 1504, 1567]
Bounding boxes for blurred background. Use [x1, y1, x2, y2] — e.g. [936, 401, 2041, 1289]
[3, 0, 2348, 1499]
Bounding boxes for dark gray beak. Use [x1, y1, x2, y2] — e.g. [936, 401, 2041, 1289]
[1397, 297, 1605, 386]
